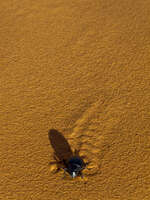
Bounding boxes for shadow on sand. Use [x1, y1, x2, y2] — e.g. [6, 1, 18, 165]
[48, 129, 74, 161]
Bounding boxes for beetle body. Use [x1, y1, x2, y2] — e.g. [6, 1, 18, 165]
[63, 156, 85, 178]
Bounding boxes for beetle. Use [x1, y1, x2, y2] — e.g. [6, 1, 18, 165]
[48, 129, 87, 178]
[63, 156, 86, 178]
[50, 150, 87, 179]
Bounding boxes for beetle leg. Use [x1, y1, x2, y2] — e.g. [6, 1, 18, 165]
[48, 161, 57, 166]
[74, 149, 80, 156]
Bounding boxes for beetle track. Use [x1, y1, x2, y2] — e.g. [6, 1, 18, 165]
[68, 97, 107, 176]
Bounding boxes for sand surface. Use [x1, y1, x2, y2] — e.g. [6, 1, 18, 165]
[1, 0, 150, 199]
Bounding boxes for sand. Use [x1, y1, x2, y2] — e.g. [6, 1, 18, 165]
[0, 0, 150, 199]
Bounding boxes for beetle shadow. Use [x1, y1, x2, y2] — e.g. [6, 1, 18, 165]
[48, 129, 74, 162]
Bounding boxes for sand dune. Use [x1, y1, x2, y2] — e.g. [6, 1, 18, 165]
[0, 0, 150, 199]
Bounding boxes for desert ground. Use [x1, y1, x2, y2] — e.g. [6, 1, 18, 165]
[0, 0, 150, 199]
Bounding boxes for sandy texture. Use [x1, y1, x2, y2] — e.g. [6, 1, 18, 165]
[0, 0, 150, 199]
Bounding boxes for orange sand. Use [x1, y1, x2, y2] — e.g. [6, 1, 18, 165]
[0, 0, 150, 199]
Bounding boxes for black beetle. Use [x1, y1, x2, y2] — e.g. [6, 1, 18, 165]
[50, 151, 87, 178]
[63, 156, 86, 178]
[48, 129, 87, 178]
